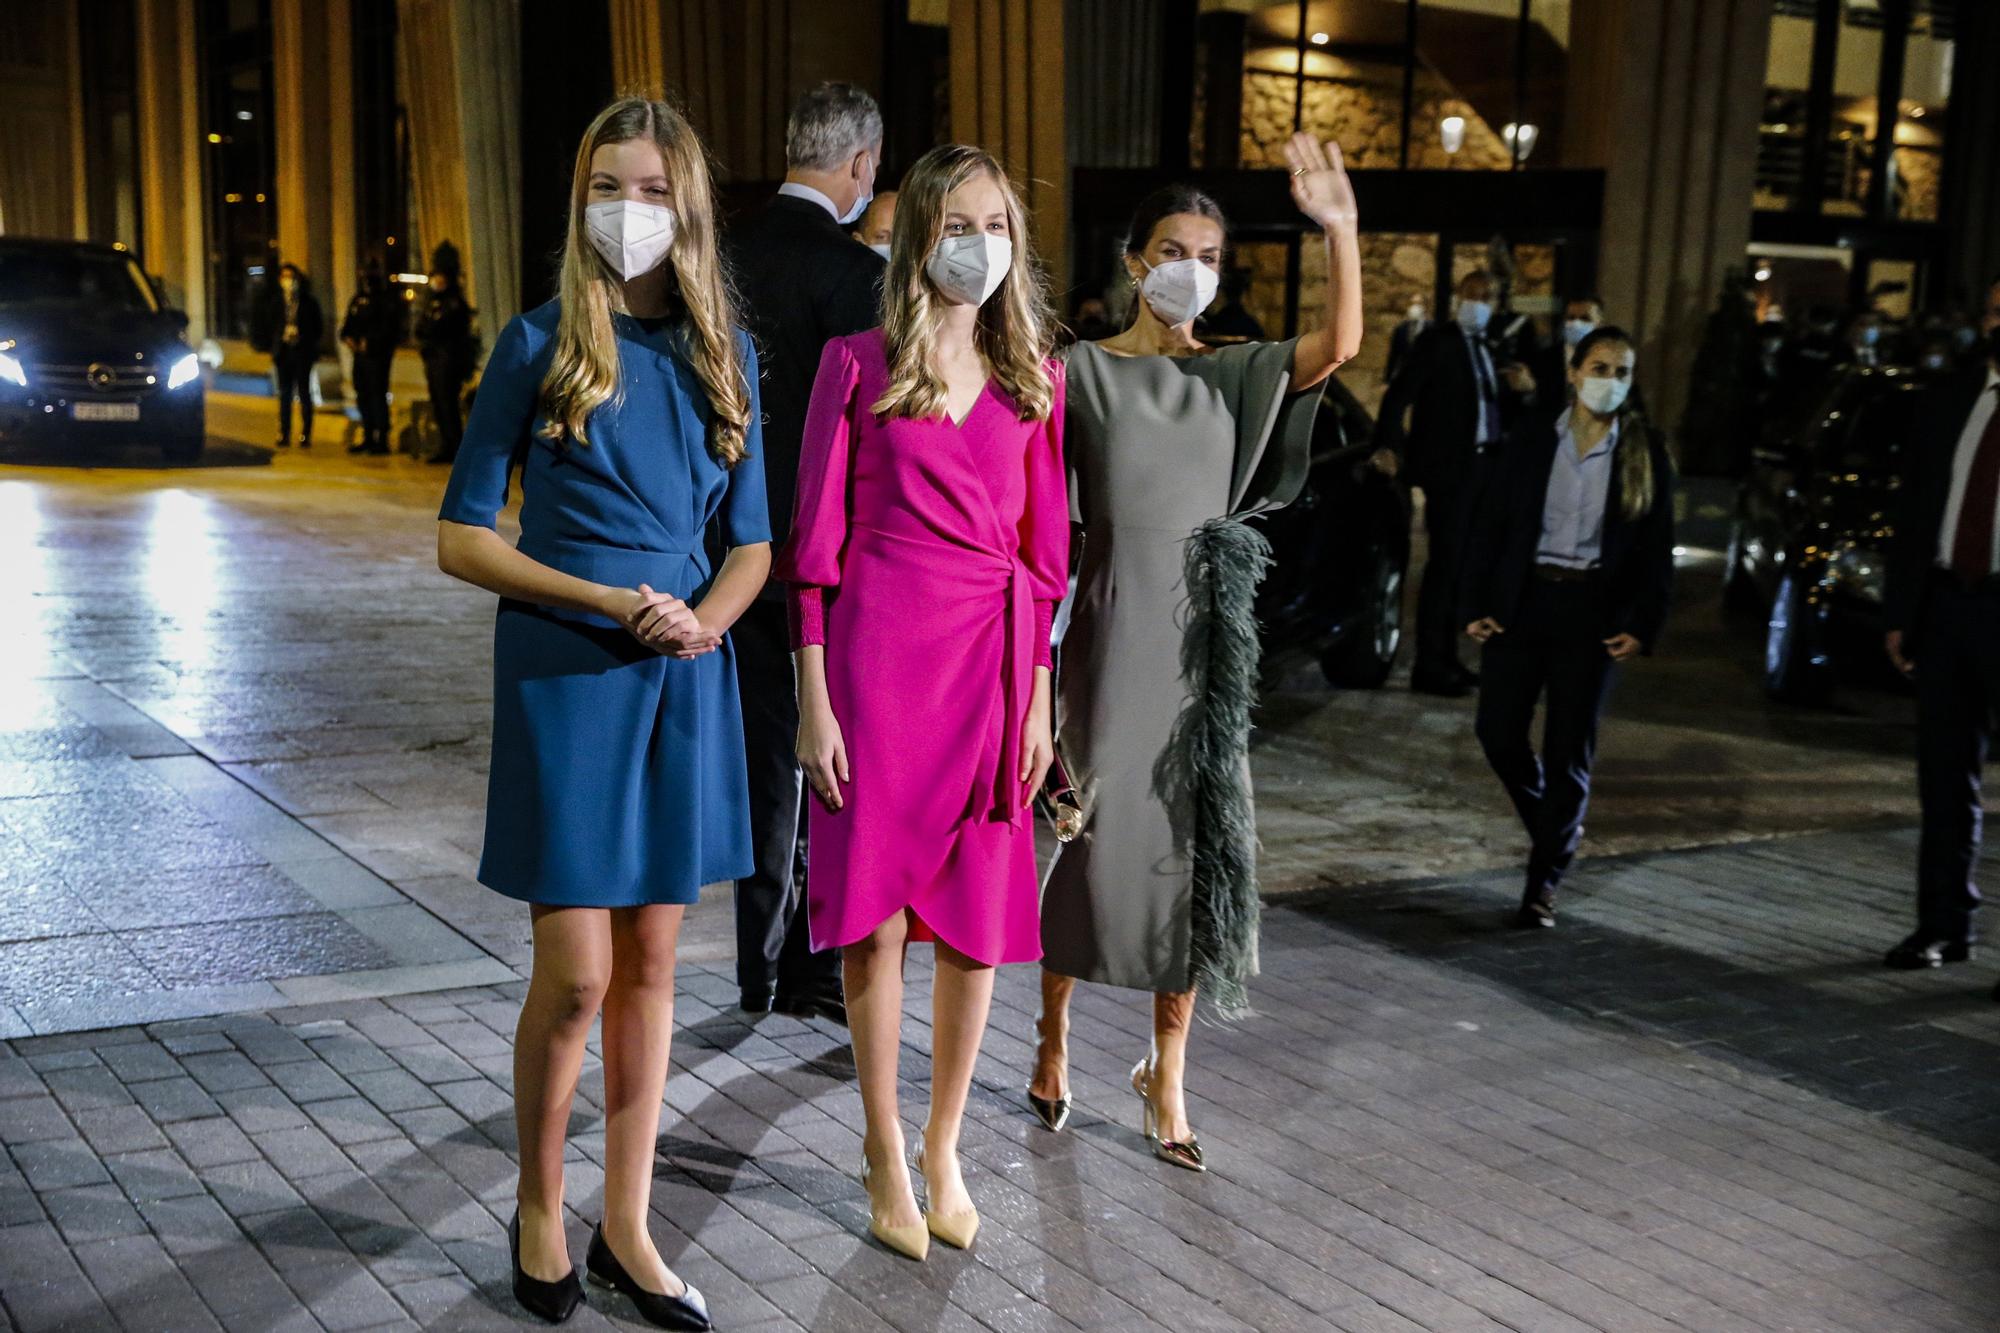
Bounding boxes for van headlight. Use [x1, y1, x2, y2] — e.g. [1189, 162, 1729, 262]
[0, 351, 25, 388]
[166, 352, 201, 390]
[1827, 545, 1885, 603]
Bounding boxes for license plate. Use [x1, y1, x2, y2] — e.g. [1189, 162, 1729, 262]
[73, 402, 140, 422]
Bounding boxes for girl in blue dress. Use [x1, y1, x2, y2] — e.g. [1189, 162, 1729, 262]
[438, 98, 769, 1329]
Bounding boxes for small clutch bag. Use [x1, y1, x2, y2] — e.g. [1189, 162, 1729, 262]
[1037, 744, 1086, 843]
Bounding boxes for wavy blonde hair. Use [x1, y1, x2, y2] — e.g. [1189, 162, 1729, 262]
[538, 97, 751, 465]
[872, 144, 1056, 422]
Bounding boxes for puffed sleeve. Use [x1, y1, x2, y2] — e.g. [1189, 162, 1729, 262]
[438, 315, 540, 528]
[1020, 359, 1070, 669]
[774, 336, 863, 648]
[718, 329, 772, 548]
[1187, 336, 1325, 516]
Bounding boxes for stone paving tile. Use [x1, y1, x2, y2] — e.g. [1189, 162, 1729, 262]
[0, 828, 1997, 1330]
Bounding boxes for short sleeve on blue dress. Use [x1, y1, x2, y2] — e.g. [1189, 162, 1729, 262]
[438, 315, 546, 529]
[718, 329, 772, 548]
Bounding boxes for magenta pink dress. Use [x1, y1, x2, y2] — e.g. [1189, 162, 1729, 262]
[777, 329, 1068, 966]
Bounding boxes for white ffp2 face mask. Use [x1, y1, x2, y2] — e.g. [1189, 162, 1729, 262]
[867, 243, 891, 262]
[1456, 300, 1492, 335]
[1563, 318, 1596, 347]
[1138, 257, 1220, 328]
[927, 233, 1013, 307]
[585, 200, 677, 280]
[1577, 375, 1630, 416]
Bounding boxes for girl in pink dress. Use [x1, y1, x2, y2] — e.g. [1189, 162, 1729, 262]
[777, 144, 1067, 1261]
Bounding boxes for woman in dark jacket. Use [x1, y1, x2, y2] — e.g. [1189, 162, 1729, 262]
[1461, 324, 1674, 928]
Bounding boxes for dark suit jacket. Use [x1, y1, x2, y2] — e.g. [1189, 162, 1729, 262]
[1384, 316, 1426, 384]
[1461, 409, 1677, 652]
[1886, 367, 1998, 649]
[1373, 322, 1520, 491]
[725, 194, 885, 551]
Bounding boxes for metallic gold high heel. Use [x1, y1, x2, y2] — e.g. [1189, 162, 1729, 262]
[914, 1134, 980, 1249]
[1131, 1058, 1206, 1173]
[860, 1152, 929, 1261]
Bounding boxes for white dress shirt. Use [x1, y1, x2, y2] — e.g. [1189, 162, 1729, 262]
[1935, 367, 2000, 574]
[776, 181, 841, 222]
[1537, 409, 1618, 569]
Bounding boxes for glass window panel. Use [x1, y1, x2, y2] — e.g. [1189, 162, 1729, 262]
[1410, 0, 1517, 171]
[1890, 2, 1950, 221]
[1759, 2, 1817, 211]
[1822, 0, 1882, 217]
[1236, 2, 1406, 170]
[1232, 239, 1292, 347]
[1350, 232, 1439, 416]
[1517, 0, 1570, 168]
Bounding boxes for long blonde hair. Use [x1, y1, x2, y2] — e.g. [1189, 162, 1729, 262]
[538, 97, 751, 465]
[872, 144, 1056, 422]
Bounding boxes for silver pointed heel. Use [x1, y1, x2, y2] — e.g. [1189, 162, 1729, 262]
[1025, 1086, 1071, 1132]
[1131, 1058, 1205, 1173]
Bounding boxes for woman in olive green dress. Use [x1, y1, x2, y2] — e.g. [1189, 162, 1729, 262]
[1032, 134, 1363, 1169]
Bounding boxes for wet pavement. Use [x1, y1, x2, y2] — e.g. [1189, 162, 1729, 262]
[0, 400, 1994, 1330]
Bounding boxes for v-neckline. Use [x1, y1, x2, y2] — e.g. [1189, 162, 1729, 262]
[944, 378, 992, 430]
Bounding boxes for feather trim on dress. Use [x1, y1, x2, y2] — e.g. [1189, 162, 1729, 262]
[1151, 514, 1271, 1019]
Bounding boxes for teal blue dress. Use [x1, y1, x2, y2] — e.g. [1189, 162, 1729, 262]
[439, 299, 770, 907]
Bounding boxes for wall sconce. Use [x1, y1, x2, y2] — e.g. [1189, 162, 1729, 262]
[1502, 122, 1540, 161]
[1439, 116, 1466, 155]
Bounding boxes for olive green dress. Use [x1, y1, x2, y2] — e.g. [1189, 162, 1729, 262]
[1041, 337, 1323, 1011]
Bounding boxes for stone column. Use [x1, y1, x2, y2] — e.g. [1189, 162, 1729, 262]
[1066, 0, 1163, 170]
[133, 0, 208, 337]
[397, 0, 521, 337]
[949, 0, 1068, 289]
[1939, 1, 2000, 303]
[1566, 0, 1769, 439]
[273, 0, 354, 343]
[457, 0, 522, 333]
[0, 4, 88, 240]
[607, 0, 860, 184]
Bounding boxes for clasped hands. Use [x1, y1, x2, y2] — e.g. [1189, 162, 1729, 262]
[609, 584, 719, 659]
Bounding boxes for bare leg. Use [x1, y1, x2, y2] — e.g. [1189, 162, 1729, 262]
[514, 906, 612, 1282]
[1144, 989, 1196, 1142]
[1029, 968, 1075, 1102]
[846, 911, 919, 1229]
[598, 904, 688, 1296]
[923, 940, 996, 1217]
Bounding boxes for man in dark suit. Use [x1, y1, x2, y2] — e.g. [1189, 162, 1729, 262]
[1882, 274, 2000, 993]
[1528, 296, 1603, 406]
[1373, 269, 1536, 695]
[1383, 293, 1428, 386]
[723, 82, 886, 1023]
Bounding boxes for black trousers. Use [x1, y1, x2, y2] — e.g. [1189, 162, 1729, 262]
[424, 360, 465, 459]
[351, 353, 393, 447]
[274, 350, 315, 443]
[1914, 576, 1998, 942]
[1414, 481, 1471, 677]
[731, 598, 839, 1000]
[1474, 578, 1620, 901]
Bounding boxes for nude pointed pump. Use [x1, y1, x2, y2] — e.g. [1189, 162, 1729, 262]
[915, 1134, 980, 1249]
[860, 1153, 929, 1261]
